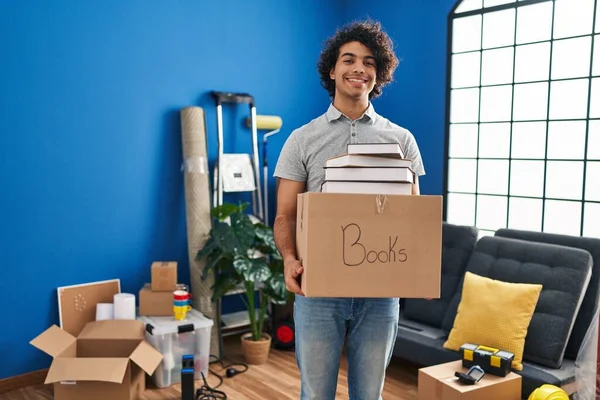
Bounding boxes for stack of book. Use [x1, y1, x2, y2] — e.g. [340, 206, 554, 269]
[321, 142, 414, 195]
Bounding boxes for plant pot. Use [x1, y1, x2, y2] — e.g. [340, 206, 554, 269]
[240, 332, 272, 364]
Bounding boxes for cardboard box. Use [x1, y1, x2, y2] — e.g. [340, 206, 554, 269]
[296, 192, 442, 298]
[151, 261, 177, 291]
[30, 320, 163, 400]
[418, 360, 521, 400]
[139, 283, 172, 316]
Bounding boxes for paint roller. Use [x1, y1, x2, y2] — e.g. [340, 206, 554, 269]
[251, 115, 283, 131]
[246, 115, 283, 226]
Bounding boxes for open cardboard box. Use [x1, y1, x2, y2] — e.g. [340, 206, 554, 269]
[296, 192, 442, 298]
[30, 319, 163, 400]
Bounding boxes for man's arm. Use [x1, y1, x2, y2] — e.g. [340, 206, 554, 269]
[274, 177, 305, 261]
[273, 177, 306, 294]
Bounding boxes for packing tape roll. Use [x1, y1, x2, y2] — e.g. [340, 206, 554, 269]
[96, 303, 114, 321]
[113, 293, 136, 320]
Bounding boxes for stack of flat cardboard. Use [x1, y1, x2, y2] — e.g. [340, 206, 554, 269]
[138, 261, 180, 316]
[321, 142, 415, 195]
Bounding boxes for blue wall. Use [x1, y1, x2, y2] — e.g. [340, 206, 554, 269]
[345, 0, 457, 195]
[0, 0, 454, 379]
[0, 0, 342, 379]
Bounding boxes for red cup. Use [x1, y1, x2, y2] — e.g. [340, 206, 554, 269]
[174, 290, 190, 301]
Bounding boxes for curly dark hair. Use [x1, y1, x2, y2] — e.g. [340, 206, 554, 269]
[317, 20, 399, 100]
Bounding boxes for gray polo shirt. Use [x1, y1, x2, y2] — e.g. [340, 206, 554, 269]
[274, 103, 426, 192]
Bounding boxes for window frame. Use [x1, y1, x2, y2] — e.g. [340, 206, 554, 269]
[443, 0, 600, 238]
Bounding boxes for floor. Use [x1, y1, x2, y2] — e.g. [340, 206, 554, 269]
[0, 336, 419, 400]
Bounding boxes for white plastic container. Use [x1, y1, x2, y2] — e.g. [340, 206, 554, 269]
[138, 308, 214, 388]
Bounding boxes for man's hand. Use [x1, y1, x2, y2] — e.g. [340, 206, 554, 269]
[284, 257, 304, 296]
[412, 175, 420, 195]
[273, 177, 306, 297]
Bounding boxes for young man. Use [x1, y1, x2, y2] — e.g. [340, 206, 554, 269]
[273, 20, 426, 400]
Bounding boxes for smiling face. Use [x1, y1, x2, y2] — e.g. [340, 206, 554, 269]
[330, 41, 377, 102]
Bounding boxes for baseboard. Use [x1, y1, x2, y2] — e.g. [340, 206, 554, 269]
[0, 369, 48, 394]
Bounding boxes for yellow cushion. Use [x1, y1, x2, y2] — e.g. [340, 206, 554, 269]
[443, 271, 542, 371]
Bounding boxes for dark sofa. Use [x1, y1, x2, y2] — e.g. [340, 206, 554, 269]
[394, 223, 600, 399]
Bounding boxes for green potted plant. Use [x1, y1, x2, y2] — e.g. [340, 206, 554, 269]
[196, 202, 289, 364]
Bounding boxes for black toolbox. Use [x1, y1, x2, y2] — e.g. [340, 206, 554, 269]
[460, 343, 515, 377]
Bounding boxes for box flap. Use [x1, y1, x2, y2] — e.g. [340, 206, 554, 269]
[45, 358, 129, 384]
[78, 319, 144, 340]
[129, 340, 163, 375]
[30, 325, 76, 357]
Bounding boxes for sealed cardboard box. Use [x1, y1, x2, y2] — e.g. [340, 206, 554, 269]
[139, 283, 173, 316]
[151, 261, 177, 291]
[30, 320, 163, 400]
[418, 360, 521, 400]
[296, 192, 442, 298]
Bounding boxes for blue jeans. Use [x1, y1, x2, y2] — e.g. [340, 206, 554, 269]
[293, 295, 400, 400]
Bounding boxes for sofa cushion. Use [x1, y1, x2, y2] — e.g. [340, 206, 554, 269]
[443, 271, 543, 370]
[495, 228, 600, 361]
[441, 236, 592, 369]
[397, 313, 449, 340]
[519, 359, 577, 399]
[394, 324, 577, 399]
[402, 223, 478, 328]
[394, 316, 461, 366]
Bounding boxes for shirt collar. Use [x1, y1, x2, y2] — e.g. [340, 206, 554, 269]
[326, 102, 377, 125]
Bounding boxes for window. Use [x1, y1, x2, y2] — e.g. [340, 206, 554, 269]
[444, 0, 600, 239]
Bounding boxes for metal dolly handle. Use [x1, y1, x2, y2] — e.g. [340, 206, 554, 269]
[210, 91, 264, 222]
[211, 91, 254, 106]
